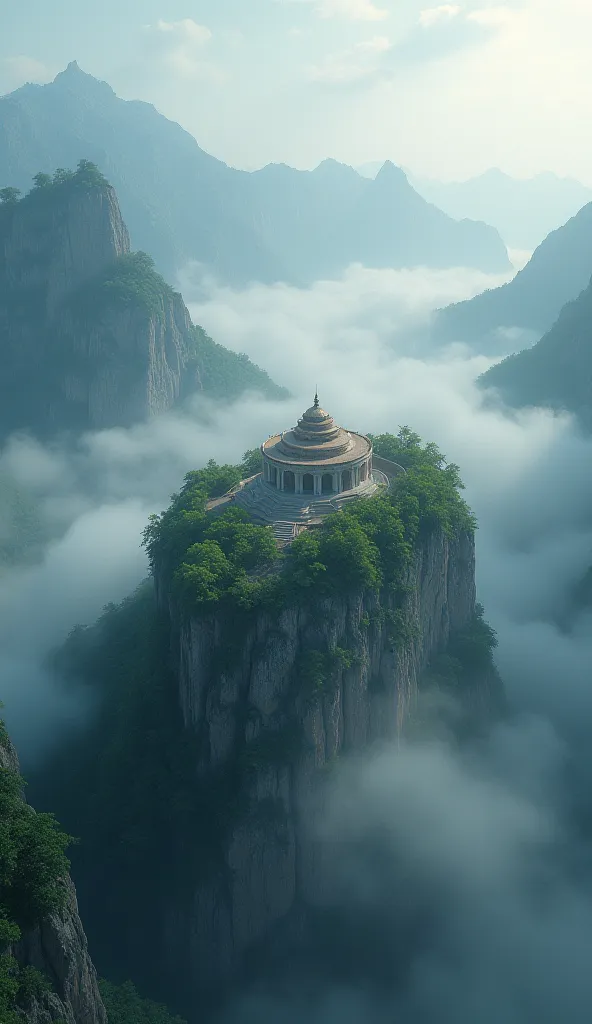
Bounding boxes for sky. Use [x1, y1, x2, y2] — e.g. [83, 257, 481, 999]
[1, 0, 592, 182]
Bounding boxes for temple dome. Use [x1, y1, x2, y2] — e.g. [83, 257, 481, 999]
[301, 400, 331, 422]
[274, 395, 354, 461]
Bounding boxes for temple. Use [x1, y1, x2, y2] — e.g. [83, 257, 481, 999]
[208, 396, 405, 541]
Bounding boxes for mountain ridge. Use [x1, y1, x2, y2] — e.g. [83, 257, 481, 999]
[0, 63, 510, 286]
[432, 201, 592, 350]
[478, 272, 592, 425]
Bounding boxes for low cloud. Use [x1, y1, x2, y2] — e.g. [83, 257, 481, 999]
[142, 18, 224, 83]
[3, 261, 592, 1020]
[316, 0, 389, 20]
[152, 19, 212, 44]
[419, 5, 463, 28]
[309, 35, 392, 84]
[283, 0, 389, 21]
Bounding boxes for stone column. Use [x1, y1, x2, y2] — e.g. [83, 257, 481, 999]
[314, 475, 322, 496]
[332, 472, 339, 493]
[296, 474, 303, 494]
[280, 470, 284, 491]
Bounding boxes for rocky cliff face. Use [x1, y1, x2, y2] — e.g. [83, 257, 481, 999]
[158, 526, 496, 996]
[0, 176, 204, 436]
[1, 184, 129, 314]
[0, 731, 107, 1024]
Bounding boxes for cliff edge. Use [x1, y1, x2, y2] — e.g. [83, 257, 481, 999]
[0, 161, 286, 437]
[143, 434, 503, 1001]
[0, 726, 107, 1024]
[30, 432, 502, 1018]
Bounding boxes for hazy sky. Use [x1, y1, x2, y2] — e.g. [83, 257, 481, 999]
[1, 0, 591, 181]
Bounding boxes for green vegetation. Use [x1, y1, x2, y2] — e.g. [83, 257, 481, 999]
[0, 161, 109, 225]
[423, 604, 498, 693]
[0, 188, 20, 206]
[190, 326, 289, 401]
[370, 427, 476, 537]
[32, 583, 201, 1007]
[99, 979, 187, 1024]
[0, 727, 72, 1022]
[0, 161, 288, 428]
[477, 277, 592, 425]
[27, 426, 478, 1013]
[144, 428, 475, 619]
[69, 251, 176, 321]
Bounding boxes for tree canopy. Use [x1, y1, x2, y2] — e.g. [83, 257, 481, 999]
[0, 728, 72, 1022]
[143, 427, 476, 616]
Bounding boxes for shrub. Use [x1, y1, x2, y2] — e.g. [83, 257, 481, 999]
[0, 732, 72, 1020]
[144, 429, 476, 615]
[99, 978, 187, 1024]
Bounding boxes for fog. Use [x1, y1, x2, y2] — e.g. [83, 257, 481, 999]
[3, 260, 592, 1020]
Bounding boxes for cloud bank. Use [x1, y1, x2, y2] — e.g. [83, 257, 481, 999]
[3, 261, 592, 1021]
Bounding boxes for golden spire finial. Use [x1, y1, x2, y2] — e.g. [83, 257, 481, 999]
[313, 388, 319, 408]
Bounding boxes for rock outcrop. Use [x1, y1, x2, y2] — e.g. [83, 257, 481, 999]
[0, 167, 286, 438]
[157, 526, 499, 996]
[0, 730, 107, 1024]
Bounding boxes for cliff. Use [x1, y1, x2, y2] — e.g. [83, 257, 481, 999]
[0, 64, 510, 286]
[0, 728, 107, 1024]
[0, 162, 286, 437]
[433, 201, 592, 349]
[478, 272, 592, 426]
[158, 525, 499, 995]
[28, 437, 501, 1017]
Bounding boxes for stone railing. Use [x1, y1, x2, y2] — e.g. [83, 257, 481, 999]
[372, 455, 407, 480]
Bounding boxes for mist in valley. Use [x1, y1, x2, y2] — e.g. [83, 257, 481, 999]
[1, 262, 592, 1020]
[4, 3, 592, 1020]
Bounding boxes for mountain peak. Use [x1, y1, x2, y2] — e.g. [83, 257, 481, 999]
[312, 158, 361, 180]
[52, 62, 114, 97]
[374, 160, 410, 188]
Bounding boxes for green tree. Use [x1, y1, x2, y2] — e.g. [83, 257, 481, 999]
[31, 172, 52, 190]
[0, 768, 72, 926]
[75, 159, 108, 188]
[99, 979, 187, 1024]
[52, 168, 74, 185]
[204, 509, 277, 570]
[0, 188, 20, 205]
[0, 736, 72, 1021]
[173, 540, 236, 606]
[241, 449, 262, 477]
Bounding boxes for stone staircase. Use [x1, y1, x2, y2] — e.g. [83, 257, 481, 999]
[234, 475, 383, 526]
[271, 521, 297, 544]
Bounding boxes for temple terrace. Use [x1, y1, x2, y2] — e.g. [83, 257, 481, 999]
[207, 396, 405, 542]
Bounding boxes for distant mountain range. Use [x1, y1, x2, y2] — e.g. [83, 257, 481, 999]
[478, 274, 592, 426]
[358, 163, 592, 252]
[0, 161, 285, 438]
[432, 202, 592, 350]
[0, 62, 510, 287]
